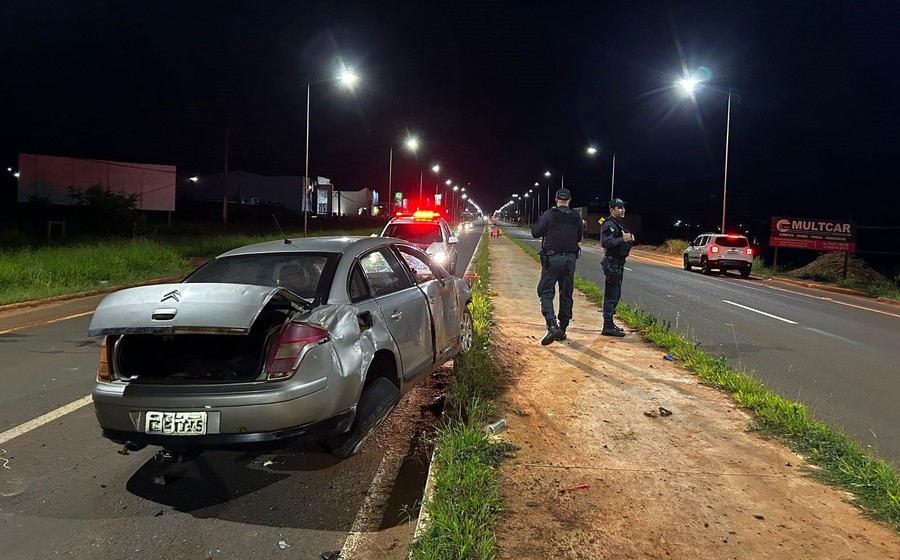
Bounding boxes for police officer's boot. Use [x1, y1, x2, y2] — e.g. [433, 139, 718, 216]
[601, 323, 625, 337]
[541, 322, 561, 345]
[555, 323, 568, 341]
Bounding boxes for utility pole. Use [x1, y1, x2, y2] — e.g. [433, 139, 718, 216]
[222, 128, 229, 230]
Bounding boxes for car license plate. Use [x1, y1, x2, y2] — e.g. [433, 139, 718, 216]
[144, 411, 207, 435]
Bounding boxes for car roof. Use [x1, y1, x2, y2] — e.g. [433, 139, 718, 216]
[697, 232, 747, 238]
[217, 235, 400, 257]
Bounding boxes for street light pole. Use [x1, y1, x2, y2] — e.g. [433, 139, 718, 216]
[303, 70, 358, 237]
[387, 146, 393, 217]
[676, 73, 736, 233]
[610, 152, 616, 200]
[721, 89, 732, 233]
[304, 80, 311, 237]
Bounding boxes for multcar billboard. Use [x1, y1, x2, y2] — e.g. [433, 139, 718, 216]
[769, 217, 856, 252]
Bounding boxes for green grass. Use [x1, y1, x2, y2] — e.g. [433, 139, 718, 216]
[0, 228, 378, 306]
[509, 234, 900, 530]
[410, 230, 514, 560]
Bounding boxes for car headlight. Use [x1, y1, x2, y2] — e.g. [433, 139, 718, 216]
[432, 251, 448, 263]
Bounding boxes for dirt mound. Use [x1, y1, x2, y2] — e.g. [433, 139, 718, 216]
[790, 252, 889, 284]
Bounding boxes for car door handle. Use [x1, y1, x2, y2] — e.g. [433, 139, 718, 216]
[390, 311, 403, 321]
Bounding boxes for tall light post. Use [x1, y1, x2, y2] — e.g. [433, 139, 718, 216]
[543, 170, 551, 211]
[427, 163, 440, 207]
[304, 69, 358, 237]
[587, 145, 617, 200]
[522, 191, 531, 224]
[677, 72, 736, 233]
[388, 135, 419, 216]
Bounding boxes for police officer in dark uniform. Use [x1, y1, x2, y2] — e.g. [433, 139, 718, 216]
[531, 188, 583, 345]
[599, 198, 634, 337]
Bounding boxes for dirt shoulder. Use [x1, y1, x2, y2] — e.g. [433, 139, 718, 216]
[488, 234, 900, 559]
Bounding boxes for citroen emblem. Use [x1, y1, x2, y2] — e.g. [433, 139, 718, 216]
[161, 289, 182, 303]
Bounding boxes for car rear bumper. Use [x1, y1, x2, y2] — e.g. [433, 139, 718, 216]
[710, 258, 751, 267]
[92, 375, 356, 447]
[99, 408, 355, 450]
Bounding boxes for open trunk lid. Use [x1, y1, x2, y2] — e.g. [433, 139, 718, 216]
[88, 283, 309, 336]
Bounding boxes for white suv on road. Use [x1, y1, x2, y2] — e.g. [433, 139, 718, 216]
[683, 233, 754, 277]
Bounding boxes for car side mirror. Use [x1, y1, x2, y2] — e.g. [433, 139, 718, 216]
[448, 236, 459, 244]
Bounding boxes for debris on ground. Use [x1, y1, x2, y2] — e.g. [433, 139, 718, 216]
[790, 252, 890, 284]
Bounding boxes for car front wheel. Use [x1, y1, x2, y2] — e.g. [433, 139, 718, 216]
[683, 255, 692, 270]
[459, 308, 474, 354]
[326, 377, 400, 460]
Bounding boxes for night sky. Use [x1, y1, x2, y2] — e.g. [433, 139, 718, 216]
[3, 1, 899, 233]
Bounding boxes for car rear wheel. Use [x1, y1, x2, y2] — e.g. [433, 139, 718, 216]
[683, 255, 692, 270]
[700, 258, 712, 275]
[740, 266, 751, 278]
[326, 377, 400, 460]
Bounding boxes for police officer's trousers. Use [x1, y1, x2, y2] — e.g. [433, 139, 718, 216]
[601, 256, 625, 325]
[537, 253, 576, 329]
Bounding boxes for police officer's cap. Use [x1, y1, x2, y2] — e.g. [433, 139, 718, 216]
[555, 188, 571, 201]
[609, 198, 627, 208]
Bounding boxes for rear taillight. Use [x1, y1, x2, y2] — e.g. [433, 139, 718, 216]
[97, 336, 116, 382]
[710, 245, 720, 254]
[266, 323, 329, 380]
[746, 247, 753, 256]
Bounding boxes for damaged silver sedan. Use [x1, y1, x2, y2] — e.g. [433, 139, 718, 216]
[88, 236, 473, 460]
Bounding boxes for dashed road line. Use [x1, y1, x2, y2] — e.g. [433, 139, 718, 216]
[722, 300, 798, 324]
[0, 395, 93, 445]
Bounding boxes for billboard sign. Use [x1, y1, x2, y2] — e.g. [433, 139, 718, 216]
[17, 153, 176, 212]
[769, 217, 856, 252]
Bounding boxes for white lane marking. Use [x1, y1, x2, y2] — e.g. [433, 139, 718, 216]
[759, 283, 900, 318]
[802, 327, 861, 345]
[0, 310, 94, 335]
[0, 395, 93, 445]
[340, 449, 402, 557]
[722, 300, 798, 324]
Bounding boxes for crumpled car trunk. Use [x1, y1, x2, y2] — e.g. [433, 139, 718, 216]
[89, 283, 309, 383]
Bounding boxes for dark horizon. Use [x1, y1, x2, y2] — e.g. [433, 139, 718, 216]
[3, 1, 899, 231]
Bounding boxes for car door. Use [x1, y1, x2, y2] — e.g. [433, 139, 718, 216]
[689, 235, 705, 264]
[395, 244, 459, 363]
[358, 247, 434, 384]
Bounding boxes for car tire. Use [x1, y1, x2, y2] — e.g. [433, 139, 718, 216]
[326, 377, 400, 460]
[683, 255, 692, 270]
[459, 308, 474, 354]
[740, 266, 751, 278]
[700, 258, 712, 275]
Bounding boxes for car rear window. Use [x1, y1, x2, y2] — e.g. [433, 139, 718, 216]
[714, 236, 749, 248]
[384, 223, 442, 244]
[185, 253, 337, 298]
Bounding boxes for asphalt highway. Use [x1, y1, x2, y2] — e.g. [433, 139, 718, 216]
[502, 223, 900, 464]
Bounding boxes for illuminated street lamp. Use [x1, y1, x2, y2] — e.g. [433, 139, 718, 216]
[422, 163, 440, 205]
[587, 145, 617, 200]
[304, 68, 359, 237]
[388, 135, 419, 216]
[677, 71, 736, 233]
[542, 170, 552, 212]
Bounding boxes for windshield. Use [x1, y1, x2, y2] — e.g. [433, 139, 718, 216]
[384, 223, 443, 244]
